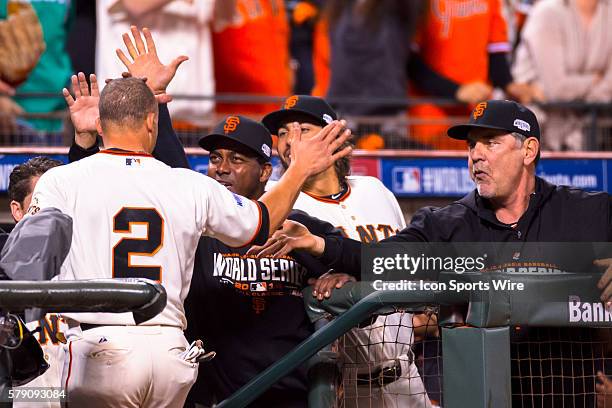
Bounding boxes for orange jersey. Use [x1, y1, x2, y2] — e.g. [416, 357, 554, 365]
[409, 0, 510, 149]
[418, 0, 510, 84]
[212, 0, 291, 114]
[311, 17, 330, 97]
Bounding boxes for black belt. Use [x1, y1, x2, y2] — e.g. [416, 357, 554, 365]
[80, 323, 105, 331]
[356, 361, 402, 387]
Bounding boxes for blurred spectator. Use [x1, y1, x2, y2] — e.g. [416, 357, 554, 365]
[408, 0, 535, 149]
[512, 0, 612, 150]
[309, 1, 427, 149]
[507, 0, 538, 48]
[212, 0, 291, 114]
[66, 1, 96, 76]
[3, 0, 74, 138]
[314, 0, 425, 117]
[286, 0, 321, 94]
[96, 0, 215, 125]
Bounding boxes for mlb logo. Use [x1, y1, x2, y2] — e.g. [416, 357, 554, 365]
[126, 158, 141, 166]
[250, 282, 267, 292]
[232, 193, 244, 207]
[392, 167, 421, 194]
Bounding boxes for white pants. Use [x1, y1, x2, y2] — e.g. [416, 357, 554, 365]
[344, 359, 432, 408]
[62, 325, 197, 408]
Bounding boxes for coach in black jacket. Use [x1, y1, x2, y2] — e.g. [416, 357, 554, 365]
[256, 99, 612, 407]
[280, 100, 612, 300]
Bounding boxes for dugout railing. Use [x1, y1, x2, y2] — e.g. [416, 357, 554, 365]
[216, 273, 611, 408]
[0, 279, 166, 322]
[0, 279, 167, 406]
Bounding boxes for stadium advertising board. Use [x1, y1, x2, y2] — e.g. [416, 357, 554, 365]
[0, 154, 606, 197]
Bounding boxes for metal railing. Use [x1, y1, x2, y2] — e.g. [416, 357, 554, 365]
[215, 273, 611, 408]
[2, 94, 611, 151]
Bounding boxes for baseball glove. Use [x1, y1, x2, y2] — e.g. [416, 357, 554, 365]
[0, 4, 45, 87]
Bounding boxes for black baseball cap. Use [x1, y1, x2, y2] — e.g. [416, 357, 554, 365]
[447, 100, 540, 140]
[262, 95, 338, 135]
[199, 115, 273, 161]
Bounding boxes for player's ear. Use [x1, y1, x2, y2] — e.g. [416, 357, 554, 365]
[145, 112, 156, 133]
[10, 200, 24, 222]
[259, 162, 273, 183]
[95, 118, 103, 136]
[523, 137, 539, 166]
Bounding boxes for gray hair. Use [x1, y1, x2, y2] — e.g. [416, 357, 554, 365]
[511, 132, 540, 165]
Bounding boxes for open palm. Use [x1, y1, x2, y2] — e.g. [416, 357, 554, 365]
[116, 26, 188, 98]
[63, 72, 99, 135]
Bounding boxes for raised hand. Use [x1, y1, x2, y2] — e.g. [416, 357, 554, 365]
[116, 26, 188, 102]
[288, 120, 352, 178]
[62, 72, 99, 149]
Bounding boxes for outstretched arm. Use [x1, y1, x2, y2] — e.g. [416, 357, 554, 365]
[248, 219, 363, 274]
[117, 26, 189, 169]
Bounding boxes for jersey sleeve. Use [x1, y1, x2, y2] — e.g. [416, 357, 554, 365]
[487, 0, 511, 54]
[26, 170, 68, 218]
[198, 177, 270, 247]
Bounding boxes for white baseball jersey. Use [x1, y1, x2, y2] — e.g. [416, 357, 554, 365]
[291, 176, 406, 243]
[289, 176, 410, 365]
[97, 0, 215, 122]
[28, 151, 266, 329]
[289, 176, 430, 407]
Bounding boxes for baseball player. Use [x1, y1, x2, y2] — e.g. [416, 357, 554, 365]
[14, 77, 350, 407]
[5, 157, 68, 408]
[183, 116, 353, 408]
[262, 96, 432, 407]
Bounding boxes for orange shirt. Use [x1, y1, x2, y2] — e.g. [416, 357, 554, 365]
[409, 0, 511, 149]
[418, 0, 510, 84]
[311, 17, 330, 97]
[212, 0, 291, 114]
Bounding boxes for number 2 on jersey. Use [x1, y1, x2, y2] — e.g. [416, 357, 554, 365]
[112, 208, 164, 281]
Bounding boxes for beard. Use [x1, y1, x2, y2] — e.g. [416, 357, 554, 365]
[475, 181, 496, 199]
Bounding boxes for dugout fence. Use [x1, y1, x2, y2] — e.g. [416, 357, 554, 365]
[216, 273, 611, 408]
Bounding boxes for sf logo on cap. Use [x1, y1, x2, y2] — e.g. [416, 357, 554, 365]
[473, 102, 487, 120]
[284, 95, 298, 109]
[224, 116, 240, 133]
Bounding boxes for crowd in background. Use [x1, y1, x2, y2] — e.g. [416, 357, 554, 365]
[0, 0, 611, 150]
